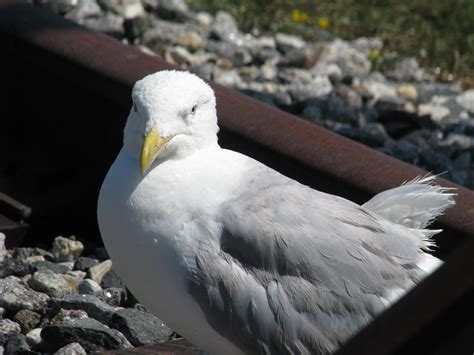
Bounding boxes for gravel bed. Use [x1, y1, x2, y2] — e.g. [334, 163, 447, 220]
[32, 0, 474, 189]
[0, 234, 174, 354]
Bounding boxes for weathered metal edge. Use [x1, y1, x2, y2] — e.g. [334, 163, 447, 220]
[1, 2, 473, 354]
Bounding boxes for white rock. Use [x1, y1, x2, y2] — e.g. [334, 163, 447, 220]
[54, 342, 87, 355]
[351, 37, 383, 56]
[362, 79, 398, 101]
[213, 68, 243, 87]
[275, 33, 305, 52]
[26, 328, 43, 346]
[319, 39, 371, 77]
[418, 103, 450, 122]
[456, 89, 474, 114]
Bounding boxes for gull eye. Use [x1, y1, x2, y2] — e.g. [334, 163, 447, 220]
[133, 103, 138, 113]
[190, 105, 197, 116]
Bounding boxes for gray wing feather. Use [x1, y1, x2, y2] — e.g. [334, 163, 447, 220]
[188, 167, 427, 354]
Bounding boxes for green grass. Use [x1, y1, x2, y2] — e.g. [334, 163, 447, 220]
[189, 0, 474, 87]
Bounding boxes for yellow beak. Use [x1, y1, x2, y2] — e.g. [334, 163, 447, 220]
[140, 127, 172, 176]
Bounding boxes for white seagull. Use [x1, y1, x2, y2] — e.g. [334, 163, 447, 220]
[97, 70, 455, 355]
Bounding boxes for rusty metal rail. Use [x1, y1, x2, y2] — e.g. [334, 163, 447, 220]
[1, 1, 473, 354]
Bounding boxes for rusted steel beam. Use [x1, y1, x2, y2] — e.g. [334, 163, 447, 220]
[0, 1, 473, 354]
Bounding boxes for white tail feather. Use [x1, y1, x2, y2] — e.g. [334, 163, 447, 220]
[363, 175, 456, 230]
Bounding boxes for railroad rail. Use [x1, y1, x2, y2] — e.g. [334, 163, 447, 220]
[1, 1, 473, 354]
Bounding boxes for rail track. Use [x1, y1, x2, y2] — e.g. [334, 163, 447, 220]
[1, 1, 473, 354]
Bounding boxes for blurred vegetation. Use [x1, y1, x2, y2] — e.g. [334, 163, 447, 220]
[189, 0, 474, 87]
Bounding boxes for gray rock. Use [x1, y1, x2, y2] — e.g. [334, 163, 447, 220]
[87, 259, 112, 284]
[32, 260, 71, 274]
[326, 95, 363, 125]
[456, 89, 474, 114]
[243, 35, 277, 61]
[386, 139, 419, 162]
[212, 68, 242, 87]
[50, 309, 89, 326]
[0, 307, 4, 319]
[13, 310, 41, 334]
[65, 0, 102, 22]
[239, 89, 275, 107]
[211, 11, 239, 42]
[275, 33, 305, 52]
[287, 76, 332, 102]
[206, 40, 251, 67]
[416, 82, 462, 103]
[4, 333, 30, 355]
[278, 44, 322, 69]
[25, 255, 45, 264]
[78, 279, 102, 296]
[334, 123, 389, 147]
[0, 277, 49, 313]
[52, 237, 84, 263]
[99, 288, 127, 307]
[97, 0, 144, 19]
[66, 270, 86, 279]
[360, 78, 398, 102]
[418, 101, 450, 123]
[386, 58, 426, 82]
[41, 318, 131, 353]
[82, 12, 124, 38]
[28, 270, 79, 298]
[164, 46, 195, 66]
[319, 39, 371, 78]
[351, 37, 383, 56]
[74, 257, 99, 272]
[0, 259, 32, 278]
[110, 308, 173, 346]
[25, 328, 43, 347]
[0, 233, 6, 263]
[15, 248, 54, 261]
[156, 0, 189, 20]
[441, 133, 474, 150]
[142, 20, 187, 53]
[301, 100, 323, 124]
[59, 262, 75, 271]
[54, 342, 86, 355]
[176, 31, 205, 51]
[49, 294, 117, 324]
[100, 269, 124, 289]
[0, 319, 21, 336]
[333, 84, 363, 108]
[123, 16, 148, 42]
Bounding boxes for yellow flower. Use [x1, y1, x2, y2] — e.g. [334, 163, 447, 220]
[292, 9, 309, 23]
[318, 17, 329, 29]
[368, 49, 381, 61]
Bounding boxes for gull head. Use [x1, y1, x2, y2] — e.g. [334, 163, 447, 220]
[123, 70, 219, 175]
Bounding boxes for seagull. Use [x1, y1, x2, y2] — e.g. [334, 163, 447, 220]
[97, 70, 455, 355]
